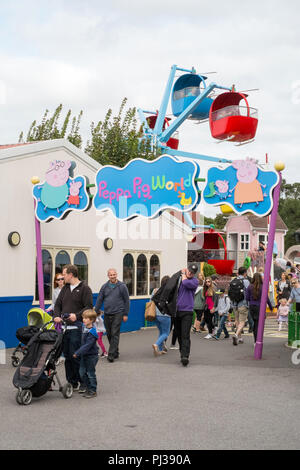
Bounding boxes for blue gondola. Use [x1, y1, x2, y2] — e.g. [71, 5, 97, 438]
[171, 73, 213, 120]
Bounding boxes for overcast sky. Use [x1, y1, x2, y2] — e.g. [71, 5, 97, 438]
[1, 0, 299, 198]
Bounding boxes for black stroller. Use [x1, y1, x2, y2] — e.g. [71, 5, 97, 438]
[13, 321, 73, 405]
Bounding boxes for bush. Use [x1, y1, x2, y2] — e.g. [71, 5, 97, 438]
[203, 262, 216, 277]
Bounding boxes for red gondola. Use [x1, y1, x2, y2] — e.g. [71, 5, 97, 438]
[190, 228, 235, 275]
[209, 91, 258, 143]
[146, 115, 179, 150]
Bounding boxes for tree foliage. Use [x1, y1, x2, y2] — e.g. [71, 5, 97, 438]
[84, 98, 160, 167]
[19, 104, 83, 148]
[278, 179, 300, 251]
[19, 99, 159, 166]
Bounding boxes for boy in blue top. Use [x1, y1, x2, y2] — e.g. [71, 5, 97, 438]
[73, 309, 99, 398]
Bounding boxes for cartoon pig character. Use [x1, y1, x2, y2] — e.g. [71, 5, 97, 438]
[41, 160, 71, 210]
[215, 180, 231, 199]
[232, 158, 266, 207]
[67, 181, 82, 206]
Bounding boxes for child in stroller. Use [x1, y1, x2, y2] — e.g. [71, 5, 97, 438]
[11, 308, 54, 367]
[13, 320, 73, 405]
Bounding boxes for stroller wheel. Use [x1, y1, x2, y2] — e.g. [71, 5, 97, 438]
[16, 391, 23, 405]
[20, 389, 32, 405]
[12, 357, 20, 368]
[62, 383, 73, 399]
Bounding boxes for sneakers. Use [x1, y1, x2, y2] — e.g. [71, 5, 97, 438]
[101, 352, 108, 359]
[232, 334, 238, 346]
[78, 385, 87, 394]
[83, 391, 97, 398]
[204, 334, 212, 339]
[170, 345, 179, 350]
[181, 357, 189, 367]
[224, 335, 230, 339]
[212, 335, 219, 340]
[72, 383, 80, 391]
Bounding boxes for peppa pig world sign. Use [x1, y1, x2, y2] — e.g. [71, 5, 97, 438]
[33, 160, 90, 222]
[93, 155, 200, 219]
[33, 155, 280, 222]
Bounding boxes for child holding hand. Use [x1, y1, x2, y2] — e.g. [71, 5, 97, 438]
[73, 309, 99, 398]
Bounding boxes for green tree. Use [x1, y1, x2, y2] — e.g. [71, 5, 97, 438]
[278, 179, 300, 251]
[84, 98, 160, 167]
[19, 104, 83, 148]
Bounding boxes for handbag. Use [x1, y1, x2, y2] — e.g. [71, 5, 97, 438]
[145, 301, 156, 322]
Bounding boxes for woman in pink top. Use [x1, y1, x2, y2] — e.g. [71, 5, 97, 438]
[202, 277, 217, 339]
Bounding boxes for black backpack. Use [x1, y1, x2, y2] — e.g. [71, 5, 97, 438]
[228, 278, 245, 304]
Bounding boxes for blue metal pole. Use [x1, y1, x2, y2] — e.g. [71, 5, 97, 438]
[159, 83, 231, 143]
[165, 148, 232, 164]
[153, 64, 177, 136]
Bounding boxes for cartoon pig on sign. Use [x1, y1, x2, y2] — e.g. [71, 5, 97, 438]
[67, 181, 82, 206]
[41, 160, 71, 210]
[215, 180, 231, 199]
[232, 158, 266, 207]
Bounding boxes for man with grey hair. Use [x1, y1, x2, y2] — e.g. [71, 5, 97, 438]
[95, 269, 130, 362]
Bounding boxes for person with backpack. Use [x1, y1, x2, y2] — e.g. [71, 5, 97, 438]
[212, 288, 231, 340]
[228, 266, 250, 346]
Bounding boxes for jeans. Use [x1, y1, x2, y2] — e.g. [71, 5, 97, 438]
[216, 314, 229, 338]
[155, 315, 171, 351]
[63, 328, 82, 386]
[104, 313, 123, 358]
[174, 311, 193, 358]
[248, 311, 254, 331]
[79, 354, 99, 393]
[249, 305, 260, 342]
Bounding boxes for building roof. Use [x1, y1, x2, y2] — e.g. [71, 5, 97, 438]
[247, 213, 288, 231]
[0, 138, 101, 172]
[0, 143, 34, 150]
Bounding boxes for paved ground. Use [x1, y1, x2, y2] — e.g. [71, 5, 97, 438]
[1, 319, 299, 450]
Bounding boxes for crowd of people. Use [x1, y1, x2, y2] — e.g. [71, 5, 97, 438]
[47, 259, 300, 399]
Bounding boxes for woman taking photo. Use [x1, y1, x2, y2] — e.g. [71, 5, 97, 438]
[246, 273, 273, 344]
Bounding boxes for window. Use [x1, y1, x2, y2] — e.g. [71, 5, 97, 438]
[259, 234, 268, 245]
[122, 251, 161, 297]
[137, 254, 148, 296]
[123, 254, 135, 296]
[150, 255, 160, 294]
[74, 251, 88, 282]
[55, 250, 71, 274]
[240, 234, 250, 251]
[35, 249, 53, 302]
[34, 247, 89, 302]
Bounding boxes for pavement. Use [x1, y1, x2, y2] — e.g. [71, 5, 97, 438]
[1, 319, 300, 450]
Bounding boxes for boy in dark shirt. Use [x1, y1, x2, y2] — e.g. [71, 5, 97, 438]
[74, 309, 99, 398]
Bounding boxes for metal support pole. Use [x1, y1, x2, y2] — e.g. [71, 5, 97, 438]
[254, 172, 282, 359]
[34, 200, 45, 310]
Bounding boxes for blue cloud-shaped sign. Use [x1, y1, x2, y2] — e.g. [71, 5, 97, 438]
[203, 159, 279, 216]
[33, 172, 89, 223]
[93, 155, 200, 219]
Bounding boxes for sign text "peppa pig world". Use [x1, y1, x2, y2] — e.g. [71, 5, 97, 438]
[93, 155, 200, 220]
